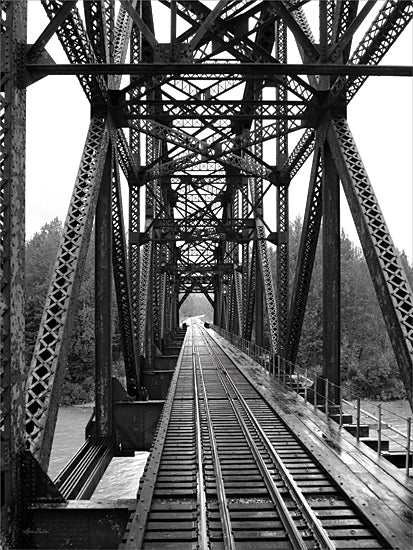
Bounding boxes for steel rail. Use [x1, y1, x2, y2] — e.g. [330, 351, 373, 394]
[191, 333, 209, 549]
[193, 331, 236, 550]
[206, 351, 308, 550]
[200, 325, 336, 550]
[221, 367, 336, 550]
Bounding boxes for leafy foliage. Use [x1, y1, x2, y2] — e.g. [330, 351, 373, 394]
[280, 217, 411, 400]
[25, 218, 62, 358]
[25, 219, 122, 405]
[179, 293, 214, 324]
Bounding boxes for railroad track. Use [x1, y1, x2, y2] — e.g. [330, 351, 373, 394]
[121, 323, 390, 549]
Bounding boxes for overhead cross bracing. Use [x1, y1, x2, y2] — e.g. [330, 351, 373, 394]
[1, 1, 413, 548]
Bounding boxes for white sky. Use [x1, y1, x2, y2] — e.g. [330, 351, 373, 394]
[26, 1, 412, 261]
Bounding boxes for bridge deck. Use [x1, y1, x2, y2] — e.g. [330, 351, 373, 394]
[120, 323, 412, 549]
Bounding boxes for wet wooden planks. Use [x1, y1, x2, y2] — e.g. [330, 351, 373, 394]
[209, 329, 413, 550]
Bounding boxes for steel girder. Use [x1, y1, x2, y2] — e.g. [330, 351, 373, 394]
[40, 0, 108, 103]
[255, 219, 278, 353]
[25, 116, 110, 469]
[95, 146, 113, 438]
[84, 0, 111, 65]
[275, 18, 289, 355]
[0, 2, 411, 514]
[286, 143, 323, 364]
[128, 21, 141, 350]
[25, 1, 137, 469]
[282, 1, 413, 183]
[112, 146, 140, 394]
[1, 1, 27, 544]
[328, 118, 413, 407]
[342, 0, 413, 100]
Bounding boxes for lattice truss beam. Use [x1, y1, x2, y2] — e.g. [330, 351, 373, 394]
[1, 0, 412, 477]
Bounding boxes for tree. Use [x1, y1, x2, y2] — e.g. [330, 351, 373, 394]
[179, 293, 213, 323]
[25, 218, 62, 359]
[273, 216, 409, 400]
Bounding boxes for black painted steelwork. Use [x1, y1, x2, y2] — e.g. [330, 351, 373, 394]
[1, 1, 413, 547]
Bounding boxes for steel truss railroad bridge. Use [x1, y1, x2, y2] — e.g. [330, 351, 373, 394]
[1, 1, 413, 548]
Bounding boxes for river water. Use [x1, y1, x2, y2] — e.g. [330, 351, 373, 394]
[48, 406, 148, 500]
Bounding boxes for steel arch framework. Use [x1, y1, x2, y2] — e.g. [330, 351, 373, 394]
[1, 1, 412, 544]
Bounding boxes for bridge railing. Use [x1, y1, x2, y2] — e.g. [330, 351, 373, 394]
[210, 324, 412, 475]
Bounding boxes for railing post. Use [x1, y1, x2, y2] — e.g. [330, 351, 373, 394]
[296, 369, 300, 395]
[356, 397, 361, 441]
[304, 369, 308, 404]
[406, 417, 411, 476]
[325, 378, 329, 416]
[314, 375, 318, 410]
[278, 356, 281, 382]
[377, 404, 382, 457]
[339, 385, 343, 427]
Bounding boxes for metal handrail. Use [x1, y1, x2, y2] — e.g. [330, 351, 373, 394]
[210, 324, 412, 475]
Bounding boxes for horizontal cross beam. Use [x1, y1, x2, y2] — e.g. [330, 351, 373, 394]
[25, 63, 412, 78]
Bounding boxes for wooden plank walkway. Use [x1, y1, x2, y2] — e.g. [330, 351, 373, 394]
[209, 329, 413, 550]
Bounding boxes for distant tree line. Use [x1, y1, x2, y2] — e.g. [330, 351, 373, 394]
[25, 218, 123, 405]
[270, 216, 412, 400]
[25, 217, 412, 404]
[179, 293, 213, 324]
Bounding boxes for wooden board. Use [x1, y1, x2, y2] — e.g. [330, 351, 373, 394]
[209, 330, 413, 550]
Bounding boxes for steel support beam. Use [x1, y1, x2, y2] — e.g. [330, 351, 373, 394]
[286, 144, 323, 364]
[328, 117, 413, 408]
[275, 18, 289, 356]
[25, 118, 109, 470]
[95, 147, 113, 437]
[25, 62, 413, 78]
[255, 255, 264, 348]
[0, 1, 27, 545]
[112, 148, 140, 394]
[322, 141, 341, 401]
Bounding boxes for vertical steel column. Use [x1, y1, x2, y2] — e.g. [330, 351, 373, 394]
[0, 1, 27, 545]
[244, 243, 257, 341]
[275, 18, 289, 356]
[322, 142, 340, 401]
[129, 22, 141, 348]
[241, 176, 250, 338]
[285, 145, 323, 363]
[95, 147, 112, 436]
[213, 274, 220, 326]
[144, 158, 156, 366]
[112, 150, 139, 394]
[253, 89, 264, 346]
[255, 256, 264, 347]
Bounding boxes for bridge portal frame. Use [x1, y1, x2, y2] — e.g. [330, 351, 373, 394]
[1, 1, 413, 547]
